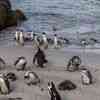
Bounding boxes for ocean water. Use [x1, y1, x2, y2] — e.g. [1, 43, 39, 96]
[1, 0, 100, 46]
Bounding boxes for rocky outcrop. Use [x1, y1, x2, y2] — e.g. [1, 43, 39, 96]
[0, 0, 11, 9]
[0, 0, 27, 30]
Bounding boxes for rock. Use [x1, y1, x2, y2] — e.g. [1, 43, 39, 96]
[0, 5, 8, 30]
[0, 0, 27, 30]
[0, 0, 11, 9]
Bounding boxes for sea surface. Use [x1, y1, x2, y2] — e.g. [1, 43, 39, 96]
[1, 0, 100, 46]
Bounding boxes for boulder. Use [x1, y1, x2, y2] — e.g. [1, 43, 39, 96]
[0, 0, 27, 30]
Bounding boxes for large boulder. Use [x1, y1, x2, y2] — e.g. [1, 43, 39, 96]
[0, 0, 11, 10]
[0, 0, 26, 30]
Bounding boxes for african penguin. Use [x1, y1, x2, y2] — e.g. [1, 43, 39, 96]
[80, 68, 93, 85]
[19, 31, 24, 45]
[14, 56, 27, 71]
[42, 32, 48, 49]
[66, 56, 81, 72]
[0, 57, 6, 69]
[48, 81, 61, 100]
[0, 73, 10, 94]
[24, 71, 40, 85]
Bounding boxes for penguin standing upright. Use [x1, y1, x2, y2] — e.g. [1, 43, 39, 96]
[48, 81, 61, 100]
[33, 47, 48, 68]
[42, 32, 48, 49]
[80, 68, 93, 85]
[15, 31, 20, 45]
[30, 31, 33, 40]
[53, 34, 58, 49]
[33, 34, 39, 48]
[19, 31, 24, 46]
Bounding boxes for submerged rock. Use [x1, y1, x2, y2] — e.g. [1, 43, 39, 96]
[0, 0, 26, 30]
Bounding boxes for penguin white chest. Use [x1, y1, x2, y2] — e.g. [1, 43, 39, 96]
[54, 37, 58, 45]
[0, 78, 8, 94]
[81, 72, 90, 84]
[18, 59, 26, 66]
[43, 35, 47, 42]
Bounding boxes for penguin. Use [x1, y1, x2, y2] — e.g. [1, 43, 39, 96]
[6, 72, 17, 81]
[33, 33, 39, 48]
[19, 31, 24, 45]
[24, 71, 40, 85]
[33, 47, 48, 68]
[53, 34, 58, 49]
[42, 32, 48, 49]
[48, 81, 61, 100]
[15, 31, 20, 45]
[58, 80, 77, 91]
[80, 68, 93, 85]
[0, 57, 6, 69]
[66, 56, 81, 72]
[0, 73, 10, 94]
[14, 56, 27, 71]
[30, 31, 34, 40]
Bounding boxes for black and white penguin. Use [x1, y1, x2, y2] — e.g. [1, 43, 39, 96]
[0, 73, 10, 94]
[80, 68, 93, 85]
[66, 56, 81, 72]
[15, 31, 19, 41]
[24, 71, 40, 85]
[0, 57, 6, 69]
[6, 72, 17, 81]
[19, 31, 24, 45]
[33, 33, 39, 47]
[48, 81, 61, 100]
[14, 56, 27, 71]
[15, 31, 20, 45]
[53, 34, 58, 49]
[42, 32, 48, 49]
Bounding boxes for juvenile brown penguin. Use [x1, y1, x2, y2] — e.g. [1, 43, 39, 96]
[33, 47, 48, 68]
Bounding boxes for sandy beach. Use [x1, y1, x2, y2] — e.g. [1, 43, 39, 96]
[0, 45, 100, 100]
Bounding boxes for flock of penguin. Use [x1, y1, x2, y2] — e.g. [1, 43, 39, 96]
[0, 31, 93, 100]
[15, 31, 69, 48]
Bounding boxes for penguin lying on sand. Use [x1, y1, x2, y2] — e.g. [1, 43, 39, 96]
[66, 56, 81, 72]
[0, 73, 10, 94]
[80, 68, 93, 85]
[48, 81, 61, 100]
[24, 71, 40, 85]
[14, 56, 27, 71]
[58, 80, 77, 91]
[6, 72, 17, 81]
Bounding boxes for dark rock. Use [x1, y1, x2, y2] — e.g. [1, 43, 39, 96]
[0, 0, 11, 9]
[0, 0, 27, 30]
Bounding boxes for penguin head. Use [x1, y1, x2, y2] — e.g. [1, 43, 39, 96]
[54, 34, 57, 36]
[80, 68, 88, 74]
[24, 71, 30, 79]
[42, 32, 46, 35]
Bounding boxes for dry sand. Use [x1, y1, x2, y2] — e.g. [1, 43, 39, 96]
[0, 45, 100, 100]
